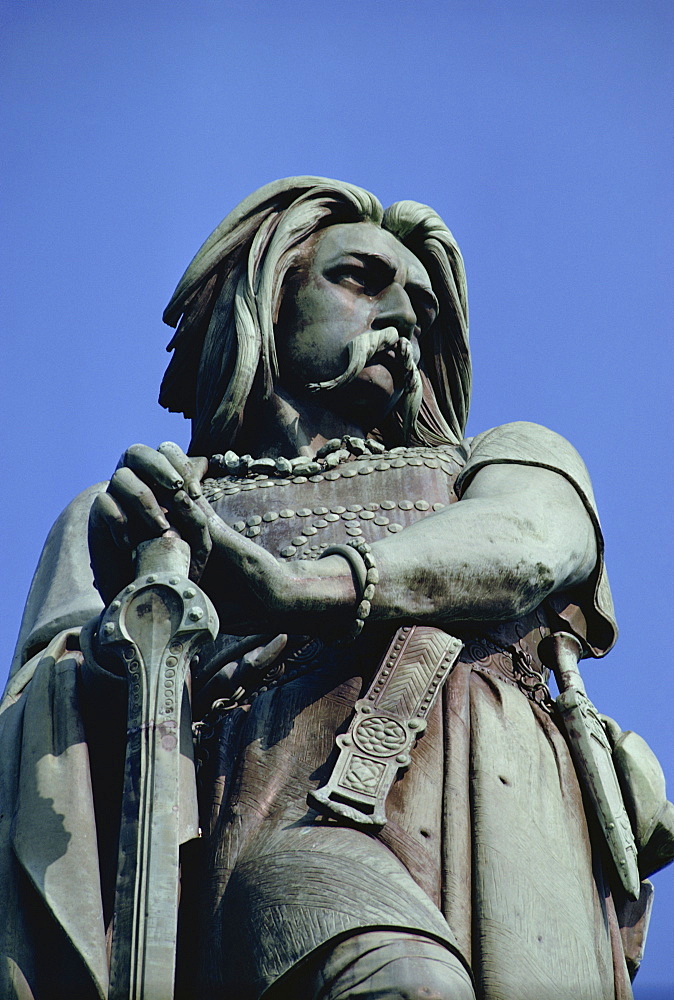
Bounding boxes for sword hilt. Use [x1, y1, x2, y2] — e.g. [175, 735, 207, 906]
[538, 631, 585, 693]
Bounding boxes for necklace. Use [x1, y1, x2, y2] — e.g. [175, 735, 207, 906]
[209, 434, 386, 479]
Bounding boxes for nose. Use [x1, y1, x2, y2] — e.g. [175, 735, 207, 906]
[372, 282, 417, 340]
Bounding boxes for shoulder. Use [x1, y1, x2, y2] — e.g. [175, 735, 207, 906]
[457, 421, 594, 502]
[49, 481, 110, 536]
[458, 424, 617, 656]
[463, 420, 584, 463]
[10, 483, 108, 678]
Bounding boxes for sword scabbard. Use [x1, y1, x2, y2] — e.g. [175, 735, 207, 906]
[539, 632, 641, 900]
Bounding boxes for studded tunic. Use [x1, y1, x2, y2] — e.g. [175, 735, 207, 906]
[0, 422, 630, 1000]
[181, 430, 629, 1000]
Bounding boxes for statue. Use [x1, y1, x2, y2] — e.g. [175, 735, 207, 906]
[2, 177, 672, 1000]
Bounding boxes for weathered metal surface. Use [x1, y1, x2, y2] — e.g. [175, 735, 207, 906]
[539, 632, 640, 900]
[310, 625, 462, 827]
[98, 535, 218, 1000]
[6, 179, 671, 999]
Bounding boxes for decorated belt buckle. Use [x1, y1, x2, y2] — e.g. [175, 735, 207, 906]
[309, 625, 462, 828]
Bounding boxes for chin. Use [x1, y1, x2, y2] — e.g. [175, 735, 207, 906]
[357, 360, 402, 396]
[333, 371, 400, 428]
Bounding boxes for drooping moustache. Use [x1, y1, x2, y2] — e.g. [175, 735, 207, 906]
[306, 327, 423, 440]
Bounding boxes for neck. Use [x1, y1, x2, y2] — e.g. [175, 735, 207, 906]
[234, 388, 369, 459]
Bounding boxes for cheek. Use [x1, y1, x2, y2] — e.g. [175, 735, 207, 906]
[276, 276, 379, 387]
[302, 276, 371, 331]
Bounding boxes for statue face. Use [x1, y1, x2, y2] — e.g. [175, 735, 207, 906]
[275, 222, 437, 423]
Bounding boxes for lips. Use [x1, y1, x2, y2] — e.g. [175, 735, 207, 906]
[367, 348, 405, 384]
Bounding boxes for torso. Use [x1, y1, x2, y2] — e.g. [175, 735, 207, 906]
[186, 443, 560, 995]
[203, 443, 466, 560]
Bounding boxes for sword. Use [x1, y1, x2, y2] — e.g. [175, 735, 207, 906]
[98, 532, 218, 999]
[538, 631, 640, 900]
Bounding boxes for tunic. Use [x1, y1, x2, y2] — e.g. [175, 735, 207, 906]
[182, 425, 626, 999]
[1, 422, 638, 1000]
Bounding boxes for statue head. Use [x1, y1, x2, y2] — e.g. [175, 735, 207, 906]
[161, 177, 471, 455]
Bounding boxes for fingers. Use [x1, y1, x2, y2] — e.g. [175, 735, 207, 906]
[246, 633, 288, 669]
[195, 634, 276, 687]
[193, 634, 288, 716]
[169, 491, 212, 581]
[108, 466, 171, 536]
[88, 492, 134, 604]
[116, 441, 208, 500]
[158, 442, 208, 499]
[119, 443, 185, 492]
[90, 490, 130, 549]
[90, 441, 210, 602]
[110, 441, 209, 540]
[235, 634, 289, 678]
[227, 633, 289, 682]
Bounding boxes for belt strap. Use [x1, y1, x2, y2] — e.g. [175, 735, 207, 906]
[309, 625, 462, 828]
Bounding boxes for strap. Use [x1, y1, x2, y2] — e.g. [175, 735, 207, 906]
[309, 625, 462, 827]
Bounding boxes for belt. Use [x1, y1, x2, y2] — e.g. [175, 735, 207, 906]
[309, 625, 462, 828]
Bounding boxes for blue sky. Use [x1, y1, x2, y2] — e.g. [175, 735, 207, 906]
[1, 1, 672, 994]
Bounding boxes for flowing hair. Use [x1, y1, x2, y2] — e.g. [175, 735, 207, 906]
[161, 177, 471, 455]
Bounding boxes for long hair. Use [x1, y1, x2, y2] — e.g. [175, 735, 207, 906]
[161, 177, 471, 455]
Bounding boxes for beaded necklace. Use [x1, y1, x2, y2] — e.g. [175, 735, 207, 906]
[208, 434, 385, 479]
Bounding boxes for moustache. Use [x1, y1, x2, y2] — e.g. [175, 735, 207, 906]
[306, 327, 423, 440]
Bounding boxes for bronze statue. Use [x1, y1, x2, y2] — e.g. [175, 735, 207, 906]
[2, 177, 672, 999]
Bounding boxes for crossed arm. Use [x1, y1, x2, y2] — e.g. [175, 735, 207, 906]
[88, 442, 597, 639]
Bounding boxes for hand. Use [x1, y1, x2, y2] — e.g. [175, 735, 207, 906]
[88, 440, 357, 631]
[192, 633, 288, 718]
[88, 441, 211, 604]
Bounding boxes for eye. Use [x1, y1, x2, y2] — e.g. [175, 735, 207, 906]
[338, 266, 368, 288]
[327, 254, 397, 297]
[329, 263, 384, 296]
[409, 292, 438, 334]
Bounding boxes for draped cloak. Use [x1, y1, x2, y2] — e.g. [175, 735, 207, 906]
[0, 421, 650, 1000]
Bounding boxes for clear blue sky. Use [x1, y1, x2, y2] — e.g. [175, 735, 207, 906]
[1, 2, 672, 994]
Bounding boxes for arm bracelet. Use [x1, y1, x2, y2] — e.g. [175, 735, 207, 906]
[320, 539, 379, 643]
